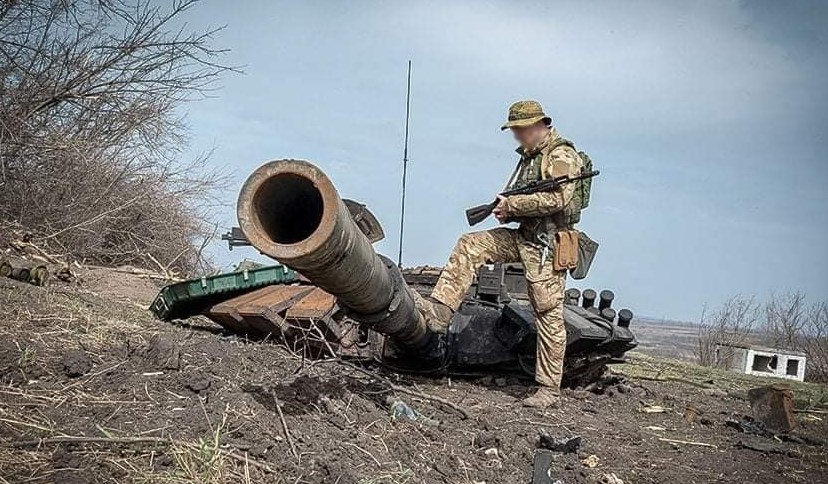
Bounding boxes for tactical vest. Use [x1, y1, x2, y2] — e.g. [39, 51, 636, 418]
[508, 138, 593, 236]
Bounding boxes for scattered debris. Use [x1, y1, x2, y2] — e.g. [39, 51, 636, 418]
[725, 416, 773, 437]
[7, 238, 61, 265]
[28, 265, 50, 286]
[273, 392, 298, 459]
[3, 240, 828, 482]
[658, 437, 717, 449]
[388, 398, 440, 427]
[738, 437, 790, 455]
[537, 430, 581, 453]
[0, 259, 50, 287]
[473, 431, 501, 449]
[582, 374, 627, 394]
[9, 267, 31, 283]
[581, 454, 600, 468]
[0, 256, 11, 278]
[55, 263, 75, 283]
[748, 384, 797, 433]
[598, 473, 625, 484]
[684, 404, 700, 424]
[639, 404, 668, 413]
[532, 450, 559, 484]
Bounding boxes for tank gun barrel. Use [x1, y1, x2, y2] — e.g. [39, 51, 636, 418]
[236, 159, 433, 350]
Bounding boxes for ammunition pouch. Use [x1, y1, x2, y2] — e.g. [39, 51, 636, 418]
[553, 230, 579, 272]
[569, 230, 598, 280]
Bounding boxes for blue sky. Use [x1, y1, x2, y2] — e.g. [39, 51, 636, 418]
[180, 0, 827, 322]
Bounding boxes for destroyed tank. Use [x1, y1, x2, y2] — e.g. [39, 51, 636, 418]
[153, 159, 637, 387]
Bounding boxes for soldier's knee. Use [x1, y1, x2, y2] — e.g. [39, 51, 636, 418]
[455, 232, 480, 252]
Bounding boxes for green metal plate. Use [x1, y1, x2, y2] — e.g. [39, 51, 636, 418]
[151, 265, 298, 321]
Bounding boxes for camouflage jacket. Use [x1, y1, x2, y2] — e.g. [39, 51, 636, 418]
[503, 128, 584, 240]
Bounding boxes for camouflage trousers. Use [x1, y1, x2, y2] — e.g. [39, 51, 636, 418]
[432, 227, 567, 390]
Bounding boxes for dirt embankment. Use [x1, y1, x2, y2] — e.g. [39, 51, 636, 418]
[0, 262, 826, 483]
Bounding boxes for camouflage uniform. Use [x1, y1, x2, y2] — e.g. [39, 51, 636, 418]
[432, 101, 584, 391]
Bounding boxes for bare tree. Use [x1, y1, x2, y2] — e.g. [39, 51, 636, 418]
[695, 295, 759, 368]
[761, 294, 828, 383]
[802, 302, 828, 382]
[0, 0, 235, 275]
[761, 292, 807, 349]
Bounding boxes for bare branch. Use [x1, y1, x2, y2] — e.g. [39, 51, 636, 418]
[0, 0, 235, 275]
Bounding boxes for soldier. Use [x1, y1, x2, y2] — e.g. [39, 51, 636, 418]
[418, 100, 585, 409]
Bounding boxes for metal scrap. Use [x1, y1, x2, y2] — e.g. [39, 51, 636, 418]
[537, 430, 581, 453]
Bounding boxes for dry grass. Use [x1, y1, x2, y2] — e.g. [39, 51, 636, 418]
[0, 386, 269, 483]
[0, 280, 272, 483]
[356, 469, 416, 484]
[617, 351, 828, 409]
[0, 287, 147, 352]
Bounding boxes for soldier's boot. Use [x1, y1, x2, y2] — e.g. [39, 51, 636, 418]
[413, 292, 454, 334]
[522, 387, 560, 409]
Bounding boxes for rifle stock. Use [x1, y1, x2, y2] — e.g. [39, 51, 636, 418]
[465, 200, 499, 226]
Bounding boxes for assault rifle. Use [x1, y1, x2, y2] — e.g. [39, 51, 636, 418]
[465, 170, 600, 226]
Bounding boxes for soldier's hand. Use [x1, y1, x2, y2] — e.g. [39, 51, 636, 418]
[493, 195, 509, 224]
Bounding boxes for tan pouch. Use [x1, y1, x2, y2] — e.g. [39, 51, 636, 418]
[553, 230, 579, 271]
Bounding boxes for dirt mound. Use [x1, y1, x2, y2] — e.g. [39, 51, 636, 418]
[61, 350, 92, 378]
[243, 375, 348, 416]
[0, 265, 827, 483]
[78, 265, 164, 307]
[142, 334, 182, 370]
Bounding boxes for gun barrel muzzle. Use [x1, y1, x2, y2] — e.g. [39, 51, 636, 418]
[237, 159, 433, 350]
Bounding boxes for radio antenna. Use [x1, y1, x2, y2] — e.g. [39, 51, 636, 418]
[397, 60, 412, 267]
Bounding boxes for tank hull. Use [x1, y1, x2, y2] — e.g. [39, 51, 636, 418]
[172, 158, 639, 385]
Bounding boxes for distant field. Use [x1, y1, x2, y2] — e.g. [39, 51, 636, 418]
[630, 317, 700, 361]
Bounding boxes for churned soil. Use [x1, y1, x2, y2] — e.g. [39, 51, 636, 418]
[0, 266, 826, 483]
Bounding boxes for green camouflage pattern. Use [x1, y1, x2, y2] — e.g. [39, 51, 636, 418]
[501, 99, 552, 130]
[567, 149, 594, 224]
